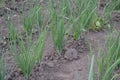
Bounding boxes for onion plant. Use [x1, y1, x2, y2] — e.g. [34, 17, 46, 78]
[60, 0, 72, 17]
[23, 16, 35, 34]
[97, 32, 120, 80]
[34, 30, 47, 63]
[115, 3, 120, 10]
[36, 6, 43, 32]
[23, 3, 45, 35]
[88, 55, 95, 80]
[22, 6, 37, 34]
[71, 0, 98, 40]
[103, 0, 120, 24]
[88, 53, 120, 80]
[91, 31, 120, 80]
[0, 53, 5, 80]
[108, 32, 120, 67]
[8, 20, 17, 42]
[50, 12, 66, 54]
[10, 30, 46, 80]
[0, 34, 2, 44]
[49, 0, 66, 54]
[0, 0, 4, 8]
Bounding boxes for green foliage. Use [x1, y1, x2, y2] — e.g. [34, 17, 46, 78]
[48, 0, 99, 40]
[88, 55, 95, 80]
[22, 7, 37, 34]
[72, 0, 98, 40]
[34, 30, 47, 63]
[10, 30, 46, 80]
[23, 4, 46, 34]
[8, 20, 17, 42]
[91, 17, 104, 31]
[90, 31, 120, 80]
[104, 0, 120, 23]
[49, 0, 66, 54]
[51, 13, 66, 54]
[72, 15, 83, 40]
[108, 32, 120, 67]
[0, 0, 4, 7]
[0, 54, 5, 80]
[60, 0, 72, 16]
[36, 6, 43, 32]
[115, 4, 120, 10]
[114, 0, 120, 10]
[23, 16, 35, 34]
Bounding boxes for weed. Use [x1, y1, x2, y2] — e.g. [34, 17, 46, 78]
[91, 17, 104, 31]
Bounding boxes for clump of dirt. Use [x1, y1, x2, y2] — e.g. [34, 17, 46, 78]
[0, 7, 5, 17]
[100, 0, 106, 8]
[112, 12, 120, 22]
[0, 0, 34, 18]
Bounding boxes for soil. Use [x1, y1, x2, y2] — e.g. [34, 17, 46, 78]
[0, 0, 120, 80]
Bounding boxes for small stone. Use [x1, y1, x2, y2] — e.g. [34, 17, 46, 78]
[64, 48, 79, 61]
[78, 68, 82, 71]
[46, 61, 54, 68]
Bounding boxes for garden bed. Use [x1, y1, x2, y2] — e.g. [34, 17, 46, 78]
[0, 0, 120, 80]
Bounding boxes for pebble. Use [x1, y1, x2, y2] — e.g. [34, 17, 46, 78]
[46, 61, 54, 68]
[64, 48, 79, 61]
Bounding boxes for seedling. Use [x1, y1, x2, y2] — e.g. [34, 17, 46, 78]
[95, 32, 120, 80]
[22, 6, 37, 34]
[49, 0, 66, 54]
[103, 0, 120, 24]
[34, 30, 47, 63]
[36, 6, 43, 32]
[50, 12, 66, 54]
[8, 20, 17, 42]
[88, 55, 95, 80]
[23, 15, 35, 34]
[72, 0, 98, 40]
[10, 30, 46, 80]
[108, 32, 120, 67]
[0, 0, 4, 8]
[0, 53, 5, 80]
[60, 0, 72, 16]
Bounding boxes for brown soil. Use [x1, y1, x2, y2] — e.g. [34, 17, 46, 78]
[0, 0, 120, 80]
